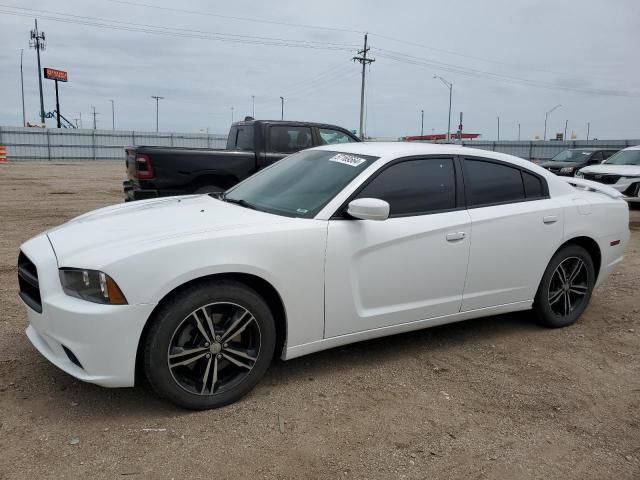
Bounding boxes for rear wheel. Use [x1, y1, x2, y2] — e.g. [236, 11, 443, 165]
[143, 280, 276, 409]
[533, 245, 595, 328]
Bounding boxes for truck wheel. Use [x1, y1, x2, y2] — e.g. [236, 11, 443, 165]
[194, 185, 224, 194]
[143, 280, 276, 409]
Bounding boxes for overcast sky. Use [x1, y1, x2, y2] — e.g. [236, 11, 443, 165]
[1, 0, 639, 140]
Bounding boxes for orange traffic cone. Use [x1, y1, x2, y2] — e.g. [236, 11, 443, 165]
[0, 145, 6, 163]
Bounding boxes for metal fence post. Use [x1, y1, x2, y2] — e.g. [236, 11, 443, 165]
[132, 130, 136, 146]
[92, 130, 96, 161]
[46, 129, 51, 161]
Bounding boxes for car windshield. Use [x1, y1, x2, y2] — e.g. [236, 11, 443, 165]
[224, 150, 378, 218]
[549, 150, 593, 162]
[603, 149, 640, 165]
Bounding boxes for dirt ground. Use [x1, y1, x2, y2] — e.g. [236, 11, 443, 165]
[0, 161, 638, 480]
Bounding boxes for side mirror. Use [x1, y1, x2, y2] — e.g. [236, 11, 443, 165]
[347, 198, 390, 221]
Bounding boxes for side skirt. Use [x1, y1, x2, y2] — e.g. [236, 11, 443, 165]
[283, 300, 533, 361]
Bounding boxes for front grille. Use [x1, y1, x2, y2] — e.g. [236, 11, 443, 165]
[583, 173, 621, 185]
[18, 251, 42, 313]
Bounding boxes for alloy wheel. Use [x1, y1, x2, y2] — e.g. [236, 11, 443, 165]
[547, 256, 589, 317]
[167, 302, 261, 396]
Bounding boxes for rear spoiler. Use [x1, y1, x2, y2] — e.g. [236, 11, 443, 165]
[561, 177, 625, 199]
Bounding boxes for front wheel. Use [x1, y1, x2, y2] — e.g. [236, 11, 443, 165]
[143, 280, 276, 409]
[533, 245, 596, 328]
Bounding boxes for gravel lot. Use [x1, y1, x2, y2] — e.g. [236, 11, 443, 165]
[0, 161, 638, 479]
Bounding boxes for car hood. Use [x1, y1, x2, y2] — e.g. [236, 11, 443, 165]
[538, 161, 585, 169]
[47, 195, 290, 265]
[579, 164, 640, 176]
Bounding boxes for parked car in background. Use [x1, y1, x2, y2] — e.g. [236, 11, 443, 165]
[577, 145, 640, 203]
[538, 148, 619, 176]
[20, 142, 629, 409]
[123, 119, 359, 201]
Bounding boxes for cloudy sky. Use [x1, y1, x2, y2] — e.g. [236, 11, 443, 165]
[1, 0, 639, 140]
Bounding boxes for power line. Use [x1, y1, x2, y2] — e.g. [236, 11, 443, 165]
[0, 6, 359, 51]
[373, 48, 639, 97]
[105, 0, 363, 35]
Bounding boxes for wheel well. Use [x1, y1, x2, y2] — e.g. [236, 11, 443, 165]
[134, 273, 287, 385]
[560, 236, 602, 277]
[192, 174, 238, 191]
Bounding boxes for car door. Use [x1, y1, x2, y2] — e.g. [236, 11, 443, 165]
[262, 125, 313, 167]
[460, 157, 563, 311]
[588, 151, 604, 165]
[324, 156, 471, 338]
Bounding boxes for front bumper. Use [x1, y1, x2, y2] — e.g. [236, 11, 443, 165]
[19, 234, 156, 387]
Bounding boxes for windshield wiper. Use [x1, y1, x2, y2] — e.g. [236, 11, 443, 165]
[223, 196, 258, 211]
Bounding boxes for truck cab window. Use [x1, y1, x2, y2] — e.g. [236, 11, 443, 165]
[268, 126, 312, 153]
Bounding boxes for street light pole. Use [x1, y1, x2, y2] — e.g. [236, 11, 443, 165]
[497, 116, 500, 141]
[421, 109, 424, 137]
[231, 106, 234, 124]
[109, 99, 115, 130]
[586, 122, 591, 141]
[280, 96, 284, 120]
[433, 76, 452, 142]
[518, 123, 521, 141]
[543, 104, 561, 141]
[151, 95, 164, 132]
[251, 95, 255, 118]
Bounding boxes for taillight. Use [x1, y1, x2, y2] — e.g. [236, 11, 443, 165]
[135, 154, 155, 180]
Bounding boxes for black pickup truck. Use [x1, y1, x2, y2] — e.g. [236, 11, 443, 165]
[123, 119, 359, 201]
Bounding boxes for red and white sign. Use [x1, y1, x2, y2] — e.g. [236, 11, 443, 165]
[43, 68, 68, 82]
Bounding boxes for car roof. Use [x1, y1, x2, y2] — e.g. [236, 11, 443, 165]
[312, 141, 540, 166]
[622, 145, 640, 151]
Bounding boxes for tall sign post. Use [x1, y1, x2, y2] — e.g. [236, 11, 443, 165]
[43, 68, 68, 128]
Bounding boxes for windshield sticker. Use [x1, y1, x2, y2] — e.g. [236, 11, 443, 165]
[296, 208, 309, 214]
[328, 153, 367, 167]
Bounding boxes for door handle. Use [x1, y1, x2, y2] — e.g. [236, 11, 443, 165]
[543, 215, 558, 224]
[446, 232, 466, 242]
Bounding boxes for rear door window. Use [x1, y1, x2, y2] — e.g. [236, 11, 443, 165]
[226, 125, 254, 151]
[463, 159, 525, 207]
[268, 126, 313, 153]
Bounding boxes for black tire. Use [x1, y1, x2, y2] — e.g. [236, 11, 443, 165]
[143, 280, 276, 409]
[194, 185, 224, 194]
[533, 244, 596, 328]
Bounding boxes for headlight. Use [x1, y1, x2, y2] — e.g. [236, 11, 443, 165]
[59, 268, 127, 305]
[575, 171, 584, 178]
[560, 167, 574, 174]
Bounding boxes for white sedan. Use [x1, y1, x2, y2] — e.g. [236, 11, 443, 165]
[18, 143, 630, 409]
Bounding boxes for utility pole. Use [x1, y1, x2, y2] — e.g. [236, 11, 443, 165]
[586, 122, 590, 141]
[20, 49, 26, 126]
[79, 112, 83, 129]
[29, 19, 46, 127]
[251, 95, 255, 117]
[497, 115, 500, 141]
[231, 106, 234, 124]
[91, 106, 98, 129]
[151, 95, 164, 132]
[518, 123, 521, 141]
[353, 33, 375, 139]
[109, 99, 115, 130]
[420, 110, 424, 137]
[280, 96, 284, 120]
[433, 76, 453, 142]
[543, 104, 561, 141]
